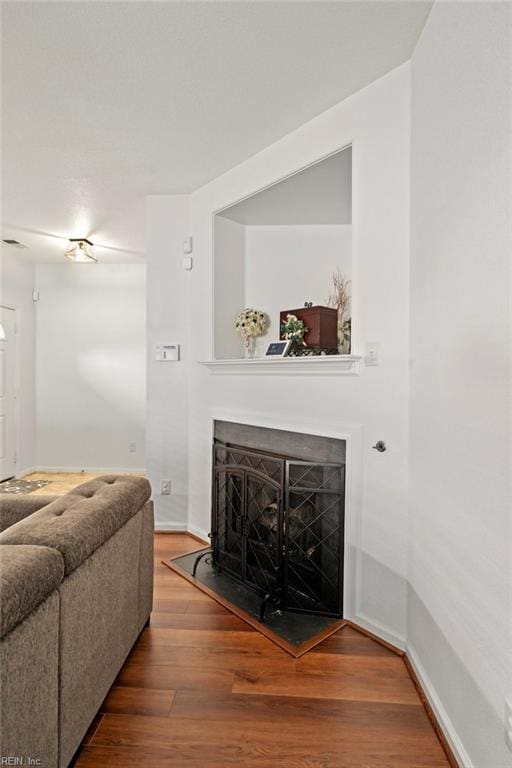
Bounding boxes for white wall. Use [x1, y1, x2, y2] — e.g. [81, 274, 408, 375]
[146, 196, 191, 529]
[35, 264, 146, 471]
[409, 4, 511, 767]
[177, 62, 411, 643]
[245, 224, 352, 356]
[0, 251, 36, 473]
[214, 216, 246, 359]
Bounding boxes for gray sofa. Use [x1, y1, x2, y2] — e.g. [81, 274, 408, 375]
[0, 475, 154, 768]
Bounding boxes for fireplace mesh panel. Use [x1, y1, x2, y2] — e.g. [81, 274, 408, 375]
[245, 475, 280, 592]
[215, 471, 245, 580]
[285, 462, 345, 614]
[212, 441, 345, 618]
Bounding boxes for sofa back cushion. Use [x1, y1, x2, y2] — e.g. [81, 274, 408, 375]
[0, 544, 65, 638]
[0, 495, 59, 533]
[0, 476, 151, 576]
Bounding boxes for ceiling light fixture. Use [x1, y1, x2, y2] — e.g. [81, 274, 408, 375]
[65, 238, 97, 263]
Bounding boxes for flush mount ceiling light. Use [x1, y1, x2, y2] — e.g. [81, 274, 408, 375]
[65, 238, 97, 263]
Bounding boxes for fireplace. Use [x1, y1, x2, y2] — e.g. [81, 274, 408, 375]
[208, 423, 346, 622]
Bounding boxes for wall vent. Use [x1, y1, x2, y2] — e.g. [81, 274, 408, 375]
[2, 239, 27, 247]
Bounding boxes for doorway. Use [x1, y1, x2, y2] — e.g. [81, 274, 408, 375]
[0, 306, 16, 481]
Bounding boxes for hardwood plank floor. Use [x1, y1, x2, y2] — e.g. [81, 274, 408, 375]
[74, 533, 450, 768]
[23, 471, 144, 496]
[100, 686, 175, 717]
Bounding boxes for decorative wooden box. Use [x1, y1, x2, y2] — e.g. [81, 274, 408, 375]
[280, 305, 338, 350]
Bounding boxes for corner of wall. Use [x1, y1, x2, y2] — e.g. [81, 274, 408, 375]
[146, 194, 192, 528]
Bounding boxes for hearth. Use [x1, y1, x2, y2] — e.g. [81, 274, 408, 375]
[199, 429, 345, 622]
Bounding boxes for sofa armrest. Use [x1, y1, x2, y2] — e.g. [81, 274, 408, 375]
[0, 495, 59, 533]
[138, 501, 154, 631]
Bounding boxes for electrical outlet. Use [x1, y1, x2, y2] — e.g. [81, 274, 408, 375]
[128, 441, 136, 453]
[161, 479, 171, 496]
[365, 342, 380, 366]
[505, 699, 512, 752]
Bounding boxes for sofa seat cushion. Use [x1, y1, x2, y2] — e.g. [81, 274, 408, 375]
[0, 475, 151, 576]
[0, 494, 60, 533]
[0, 544, 65, 638]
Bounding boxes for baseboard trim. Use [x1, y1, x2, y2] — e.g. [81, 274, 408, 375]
[351, 612, 406, 652]
[405, 646, 468, 768]
[186, 523, 210, 545]
[154, 524, 210, 545]
[155, 523, 188, 532]
[346, 619, 405, 657]
[32, 466, 146, 474]
[16, 467, 38, 478]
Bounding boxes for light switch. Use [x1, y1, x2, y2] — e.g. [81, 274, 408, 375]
[156, 344, 180, 361]
[365, 342, 380, 366]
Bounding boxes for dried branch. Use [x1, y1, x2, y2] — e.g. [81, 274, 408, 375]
[326, 268, 351, 326]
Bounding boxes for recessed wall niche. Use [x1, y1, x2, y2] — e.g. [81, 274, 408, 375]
[213, 146, 352, 360]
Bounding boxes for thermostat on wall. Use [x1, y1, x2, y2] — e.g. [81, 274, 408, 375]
[156, 344, 180, 361]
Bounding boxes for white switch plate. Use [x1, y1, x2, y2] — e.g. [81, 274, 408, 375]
[161, 479, 171, 495]
[128, 441, 136, 453]
[365, 342, 380, 366]
[156, 344, 180, 361]
[183, 255, 193, 270]
[505, 699, 512, 751]
[183, 236, 193, 254]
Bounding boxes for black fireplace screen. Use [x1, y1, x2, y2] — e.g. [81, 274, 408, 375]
[212, 441, 345, 618]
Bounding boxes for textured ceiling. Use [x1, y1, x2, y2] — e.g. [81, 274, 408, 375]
[1, 1, 431, 262]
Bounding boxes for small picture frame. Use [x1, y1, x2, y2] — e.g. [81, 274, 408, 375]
[264, 339, 293, 358]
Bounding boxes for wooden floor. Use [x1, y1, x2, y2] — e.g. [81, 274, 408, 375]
[23, 471, 143, 496]
[73, 533, 450, 768]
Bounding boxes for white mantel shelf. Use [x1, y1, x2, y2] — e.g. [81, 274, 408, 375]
[199, 355, 362, 376]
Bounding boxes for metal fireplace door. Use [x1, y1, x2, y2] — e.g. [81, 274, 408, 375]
[213, 464, 283, 597]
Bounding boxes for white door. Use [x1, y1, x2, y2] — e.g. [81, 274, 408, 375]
[0, 307, 16, 481]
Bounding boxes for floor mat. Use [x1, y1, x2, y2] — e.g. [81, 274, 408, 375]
[0, 478, 51, 494]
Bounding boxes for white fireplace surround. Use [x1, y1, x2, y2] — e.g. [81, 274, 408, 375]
[188, 408, 369, 637]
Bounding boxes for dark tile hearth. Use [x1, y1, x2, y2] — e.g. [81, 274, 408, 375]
[166, 548, 344, 655]
[0, 478, 51, 495]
